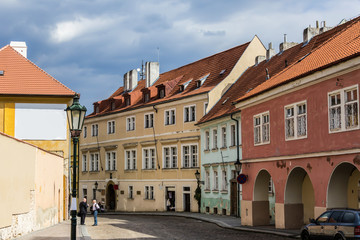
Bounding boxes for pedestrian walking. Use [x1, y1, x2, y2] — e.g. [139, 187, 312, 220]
[92, 199, 100, 226]
[79, 198, 89, 225]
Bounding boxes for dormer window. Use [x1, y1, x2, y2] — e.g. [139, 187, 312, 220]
[156, 84, 166, 99]
[179, 85, 184, 92]
[196, 80, 201, 88]
[196, 74, 210, 88]
[144, 93, 150, 102]
[125, 97, 131, 106]
[95, 105, 99, 114]
[142, 88, 151, 103]
[111, 101, 116, 111]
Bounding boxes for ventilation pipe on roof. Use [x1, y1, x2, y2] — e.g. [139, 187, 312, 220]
[319, 21, 332, 34]
[303, 21, 320, 43]
[279, 34, 298, 52]
[10, 41, 27, 58]
[255, 55, 266, 65]
[124, 69, 138, 91]
[266, 68, 270, 80]
[266, 42, 276, 60]
[145, 62, 160, 88]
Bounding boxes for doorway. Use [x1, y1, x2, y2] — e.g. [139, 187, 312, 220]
[184, 193, 190, 212]
[230, 180, 237, 216]
[166, 187, 176, 211]
[106, 184, 116, 210]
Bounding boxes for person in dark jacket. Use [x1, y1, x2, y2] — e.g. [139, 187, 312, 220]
[79, 198, 89, 225]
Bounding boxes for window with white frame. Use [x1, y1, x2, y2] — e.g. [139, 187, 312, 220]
[222, 170, 227, 191]
[90, 153, 99, 171]
[82, 154, 87, 172]
[163, 146, 177, 168]
[182, 144, 198, 168]
[205, 171, 210, 190]
[106, 151, 116, 171]
[205, 130, 210, 150]
[145, 186, 154, 200]
[213, 171, 218, 190]
[221, 126, 227, 148]
[107, 120, 115, 134]
[83, 126, 87, 138]
[126, 116, 135, 131]
[143, 148, 156, 169]
[144, 113, 154, 128]
[184, 105, 196, 122]
[128, 186, 133, 199]
[91, 124, 98, 137]
[212, 128, 218, 149]
[254, 112, 270, 145]
[125, 150, 136, 170]
[230, 124, 236, 146]
[165, 109, 176, 125]
[285, 101, 307, 140]
[329, 86, 359, 132]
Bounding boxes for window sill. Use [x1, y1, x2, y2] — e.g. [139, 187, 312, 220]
[125, 169, 138, 172]
[254, 141, 270, 146]
[162, 167, 178, 170]
[220, 147, 227, 150]
[181, 167, 199, 170]
[220, 190, 228, 194]
[89, 170, 100, 173]
[105, 169, 117, 172]
[204, 149, 210, 153]
[229, 145, 237, 149]
[142, 169, 157, 171]
[204, 189, 211, 193]
[144, 198, 155, 201]
[212, 190, 219, 193]
[211, 148, 218, 152]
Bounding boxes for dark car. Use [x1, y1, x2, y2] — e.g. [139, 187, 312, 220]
[301, 209, 360, 239]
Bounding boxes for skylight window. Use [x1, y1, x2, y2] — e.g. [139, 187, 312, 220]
[198, 74, 210, 87]
[0, 70, 4, 76]
[219, 69, 226, 75]
[182, 79, 192, 90]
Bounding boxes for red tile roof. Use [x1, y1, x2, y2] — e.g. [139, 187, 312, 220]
[87, 41, 251, 118]
[0, 45, 75, 96]
[234, 16, 360, 104]
[198, 16, 360, 124]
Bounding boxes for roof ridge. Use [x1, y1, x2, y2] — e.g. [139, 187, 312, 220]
[7, 46, 75, 95]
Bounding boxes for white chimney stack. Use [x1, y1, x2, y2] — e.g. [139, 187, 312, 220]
[124, 69, 138, 91]
[10, 41, 27, 58]
[145, 62, 159, 88]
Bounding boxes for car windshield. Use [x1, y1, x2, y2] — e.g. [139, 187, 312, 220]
[317, 211, 332, 223]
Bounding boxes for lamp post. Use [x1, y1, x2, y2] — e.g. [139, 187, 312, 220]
[66, 94, 87, 240]
[194, 170, 201, 213]
[234, 159, 242, 218]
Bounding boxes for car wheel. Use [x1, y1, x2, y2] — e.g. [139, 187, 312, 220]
[301, 230, 310, 240]
[334, 234, 345, 240]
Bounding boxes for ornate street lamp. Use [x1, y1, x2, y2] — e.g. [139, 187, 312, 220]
[194, 170, 202, 213]
[66, 94, 87, 240]
[234, 159, 242, 175]
[234, 159, 242, 218]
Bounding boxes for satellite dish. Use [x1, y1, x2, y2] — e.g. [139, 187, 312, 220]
[137, 68, 141, 72]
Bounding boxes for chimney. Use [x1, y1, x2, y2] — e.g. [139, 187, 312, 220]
[145, 62, 159, 88]
[255, 55, 266, 65]
[10, 41, 27, 58]
[319, 21, 332, 34]
[279, 34, 298, 52]
[303, 21, 320, 43]
[266, 42, 275, 60]
[123, 69, 138, 92]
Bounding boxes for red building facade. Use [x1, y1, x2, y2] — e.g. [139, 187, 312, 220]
[235, 17, 360, 229]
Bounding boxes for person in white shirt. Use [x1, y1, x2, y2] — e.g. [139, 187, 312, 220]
[92, 199, 100, 226]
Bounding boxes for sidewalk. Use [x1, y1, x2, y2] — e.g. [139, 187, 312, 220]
[15, 220, 91, 240]
[101, 211, 300, 238]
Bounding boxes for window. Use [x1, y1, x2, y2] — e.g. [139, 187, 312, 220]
[317, 211, 332, 223]
[254, 112, 270, 145]
[126, 116, 135, 131]
[182, 144, 198, 168]
[163, 146, 177, 168]
[222, 170, 227, 191]
[128, 186, 133, 199]
[213, 171, 218, 190]
[145, 186, 154, 200]
[144, 113, 154, 128]
[212, 129, 218, 149]
[90, 153, 99, 171]
[82, 154, 87, 172]
[184, 105, 196, 122]
[204, 131, 210, 150]
[106, 151, 116, 171]
[329, 86, 359, 132]
[204, 102, 208, 115]
[285, 101, 307, 140]
[111, 102, 116, 111]
[159, 88, 165, 98]
[125, 96, 131, 106]
[221, 126, 227, 148]
[125, 150, 137, 170]
[143, 148, 156, 169]
[83, 188, 87, 199]
[107, 120, 115, 134]
[91, 124, 98, 137]
[83, 126, 87, 138]
[144, 92, 150, 103]
[230, 125, 236, 146]
[165, 109, 176, 125]
[342, 212, 355, 223]
[205, 171, 210, 190]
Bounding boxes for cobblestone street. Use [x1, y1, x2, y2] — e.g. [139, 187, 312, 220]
[86, 215, 292, 240]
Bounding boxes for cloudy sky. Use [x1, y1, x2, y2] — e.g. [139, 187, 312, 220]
[1, 0, 360, 111]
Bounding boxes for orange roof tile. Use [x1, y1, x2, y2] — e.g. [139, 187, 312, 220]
[234, 16, 360, 104]
[0, 45, 75, 96]
[87, 41, 251, 118]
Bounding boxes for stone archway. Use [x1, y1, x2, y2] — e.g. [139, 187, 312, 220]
[106, 183, 116, 211]
[327, 162, 360, 209]
[283, 167, 314, 229]
[252, 169, 274, 226]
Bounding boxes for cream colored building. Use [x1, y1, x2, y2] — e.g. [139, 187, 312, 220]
[79, 36, 265, 212]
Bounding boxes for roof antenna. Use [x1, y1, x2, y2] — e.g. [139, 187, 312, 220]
[137, 60, 145, 80]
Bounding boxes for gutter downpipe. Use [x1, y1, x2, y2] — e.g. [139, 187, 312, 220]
[231, 112, 241, 218]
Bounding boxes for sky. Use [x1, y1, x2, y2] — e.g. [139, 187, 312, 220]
[1, 0, 360, 112]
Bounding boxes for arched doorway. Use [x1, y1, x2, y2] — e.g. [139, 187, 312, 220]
[327, 162, 360, 209]
[106, 183, 116, 211]
[252, 169, 275, 225]
[284, 167, 314, 229]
